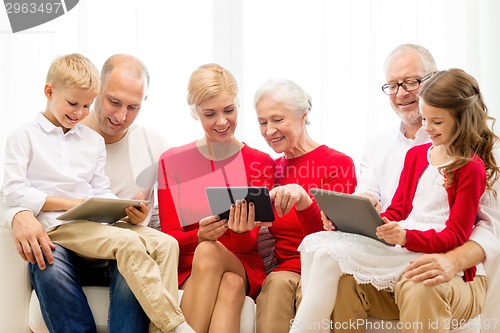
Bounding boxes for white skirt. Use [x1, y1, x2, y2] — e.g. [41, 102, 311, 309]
[298, 231, 421, 291]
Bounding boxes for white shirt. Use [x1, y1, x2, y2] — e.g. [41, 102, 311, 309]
[104, 124, 169, 225]
[400, 163, 450, 233]
[355, 123, 429, 210]
[0, 118, 169, 228]
[471, 171, 500, 263]
[2, 112, 115, 229]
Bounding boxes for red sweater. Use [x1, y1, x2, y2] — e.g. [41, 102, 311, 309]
[381, 143, 486, 281]
[270, 145, 357, 274]
[157, 142, 275, 298]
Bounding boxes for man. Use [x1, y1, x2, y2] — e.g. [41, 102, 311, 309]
[1, 54, 194, 333]
[334, 44, 500, 332]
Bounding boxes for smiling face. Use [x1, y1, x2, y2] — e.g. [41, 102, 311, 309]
[385, 50, 427, 128]
[44, 84, 96, 133]
[420, 99, 457, 148]
[195, 90, 238, 143]
[93, 69, 147, 143]
[255, 96, 306, 156]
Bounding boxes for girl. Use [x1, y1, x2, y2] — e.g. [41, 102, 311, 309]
[291, 68, 499, 333]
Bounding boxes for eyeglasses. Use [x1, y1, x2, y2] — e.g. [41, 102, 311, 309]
[381, 72, 433, 95]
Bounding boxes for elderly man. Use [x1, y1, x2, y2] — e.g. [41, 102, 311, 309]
[334, 43, 499, 333]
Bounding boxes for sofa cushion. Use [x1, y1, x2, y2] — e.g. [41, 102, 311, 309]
[29, 286, 110, 333]
[29, 288, 256, 333]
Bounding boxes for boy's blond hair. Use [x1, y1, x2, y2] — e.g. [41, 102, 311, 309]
[46, 53, 100, 94]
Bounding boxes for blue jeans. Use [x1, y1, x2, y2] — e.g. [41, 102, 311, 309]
[30, 244, 149, 333]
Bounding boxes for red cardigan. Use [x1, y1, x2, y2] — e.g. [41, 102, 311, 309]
[381, 143, 486, 281]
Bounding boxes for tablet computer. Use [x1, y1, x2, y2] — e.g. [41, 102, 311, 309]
[310, 188, 394, 246]
[205, 186, 275, 222]
[57, 197, 149, 224]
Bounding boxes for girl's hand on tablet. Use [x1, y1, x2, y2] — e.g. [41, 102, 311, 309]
[321, 211, 336, 231]
[376, 216, 406, 245]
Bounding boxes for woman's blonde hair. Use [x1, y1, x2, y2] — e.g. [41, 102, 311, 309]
[187, 63, 238, 111]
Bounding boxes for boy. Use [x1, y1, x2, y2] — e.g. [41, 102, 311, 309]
[3, 53, 193, 333]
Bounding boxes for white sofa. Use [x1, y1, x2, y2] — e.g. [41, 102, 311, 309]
[0, 225, 485, 333]
[0, 225, 256, 333]
[28, 288, 256, 333]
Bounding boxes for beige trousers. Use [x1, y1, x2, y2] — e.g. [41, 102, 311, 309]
[256, 271, 302, 333]
[48, 221, 184, 333]
[332, 274, 486, 333]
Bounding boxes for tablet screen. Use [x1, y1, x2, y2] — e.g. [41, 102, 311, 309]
[311, 188, 394, 246]
[57, 197, 149, 224]
[205, 186, 275, 222]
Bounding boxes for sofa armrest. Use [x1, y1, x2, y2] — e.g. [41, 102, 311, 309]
[0, 226, 32, 332]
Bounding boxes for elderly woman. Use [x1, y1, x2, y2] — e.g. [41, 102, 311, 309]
[253, 79, 357, 333]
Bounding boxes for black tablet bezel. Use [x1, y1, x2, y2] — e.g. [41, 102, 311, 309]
[205, 186, 275, 222]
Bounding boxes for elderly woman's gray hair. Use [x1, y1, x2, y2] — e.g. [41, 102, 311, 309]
[254, 79, 312, 124]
